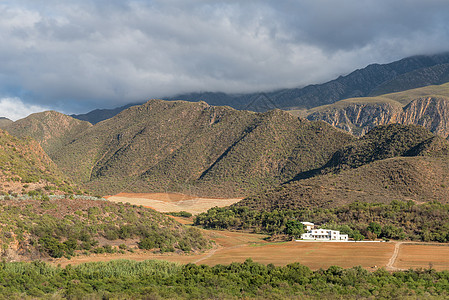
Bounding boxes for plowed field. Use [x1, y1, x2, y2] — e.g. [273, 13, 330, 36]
[395, 243, 449, 271]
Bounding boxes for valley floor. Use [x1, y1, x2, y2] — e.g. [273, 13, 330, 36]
[50, 192, 449, 271]
[52, 222, 449, 271]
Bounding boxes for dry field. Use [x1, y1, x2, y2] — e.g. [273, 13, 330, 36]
[395, 243, 449, 271]
[53, 227, 449, 271]
[194, 240, 394, 268]
[105, 192, 242, 215]
[54, 229, 395, 270]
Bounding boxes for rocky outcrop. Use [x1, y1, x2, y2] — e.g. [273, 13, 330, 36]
[307, 101, 402, 135]
[307, 97, 449, 138]
[399, 97, 449, 137]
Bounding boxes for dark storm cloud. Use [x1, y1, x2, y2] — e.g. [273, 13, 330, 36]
[0, 0, 448, 119]
[277, 0, 449, 52]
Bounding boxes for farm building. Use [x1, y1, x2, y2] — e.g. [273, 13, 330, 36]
[300, 228, 349, 241]
[300, 222, 316, 231]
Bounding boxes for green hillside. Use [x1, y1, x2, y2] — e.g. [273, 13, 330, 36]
[1, 259, 449, 299]
[195, 126, 449, 242]
[231, 124, 449, 210]
[0, 196, 210, 261]
[319, 124, 434, 172]
[239, 155, 449, 211]
[19, 100, 353, 197]
[0, 129, 73, 195]
[3, 111, 92, 158]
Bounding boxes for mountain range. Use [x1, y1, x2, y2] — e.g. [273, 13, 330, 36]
[2, 52, 449, 210]
[71, 52, 449, 124]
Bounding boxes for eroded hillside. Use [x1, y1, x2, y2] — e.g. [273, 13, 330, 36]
[305, 83, 449, 137]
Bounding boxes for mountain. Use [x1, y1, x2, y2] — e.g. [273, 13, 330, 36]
[305, 82, 449, 137]
[0, 129, 72, 195]
[304, 124, 434, 175]
[0, 117, 13, 128]
[71, 103, 141, 124]
[234, 124, 449, 210]
[69, 53, 449, 124]
[10, 100, 353, 197]
[170, 53, 449, 110]
[370, 63, 449, 96]
[3, 111, 92, 158]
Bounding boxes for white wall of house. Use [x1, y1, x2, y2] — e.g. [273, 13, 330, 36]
[301, 229, 348, 241]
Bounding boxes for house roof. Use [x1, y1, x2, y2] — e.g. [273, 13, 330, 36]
[301, 222, 314, 225]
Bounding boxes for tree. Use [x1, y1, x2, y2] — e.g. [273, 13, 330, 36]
[284, 220, 305, 238]
[367, 222, 382, 237]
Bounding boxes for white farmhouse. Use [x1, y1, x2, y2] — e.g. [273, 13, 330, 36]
[300, 228, 348, 241]
[300, 222, 316, 231]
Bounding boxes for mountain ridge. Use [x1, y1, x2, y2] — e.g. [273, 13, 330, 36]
[71, 52, 449, 124]
[5, 99, 354, 197]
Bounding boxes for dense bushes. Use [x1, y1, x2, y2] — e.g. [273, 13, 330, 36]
[0, 259, 448, 298]
[195, 200, 449, 242]
[0, 198, 210, 259]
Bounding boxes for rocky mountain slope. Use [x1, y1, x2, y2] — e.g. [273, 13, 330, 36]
[171, 53, 449, 110]
[305, 83, 449, 137]
[234, 124, 449, 210]
[5, 100, 354, 197]
[370, 63, 449, 96]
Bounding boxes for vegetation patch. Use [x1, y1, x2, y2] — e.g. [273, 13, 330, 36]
[0, 197, 210, 260]
[0, 259, 448, 298]
[195, 200, 449, 242]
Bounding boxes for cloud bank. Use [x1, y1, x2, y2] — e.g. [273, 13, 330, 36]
[0, 97, 48, 121]
[0, 0, 448, 115]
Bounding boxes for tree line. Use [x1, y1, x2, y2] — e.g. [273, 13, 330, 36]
[195, 200, 449, 242]
[1, 259, 448, 298]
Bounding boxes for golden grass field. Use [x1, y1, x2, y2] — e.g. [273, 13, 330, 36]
[105, 192, 242, 215]
[58, 193, 449, 271]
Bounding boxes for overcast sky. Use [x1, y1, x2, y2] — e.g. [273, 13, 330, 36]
[1, 0, 449, 120]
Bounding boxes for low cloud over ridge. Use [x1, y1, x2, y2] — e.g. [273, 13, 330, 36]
[0, 98, 48, 121]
